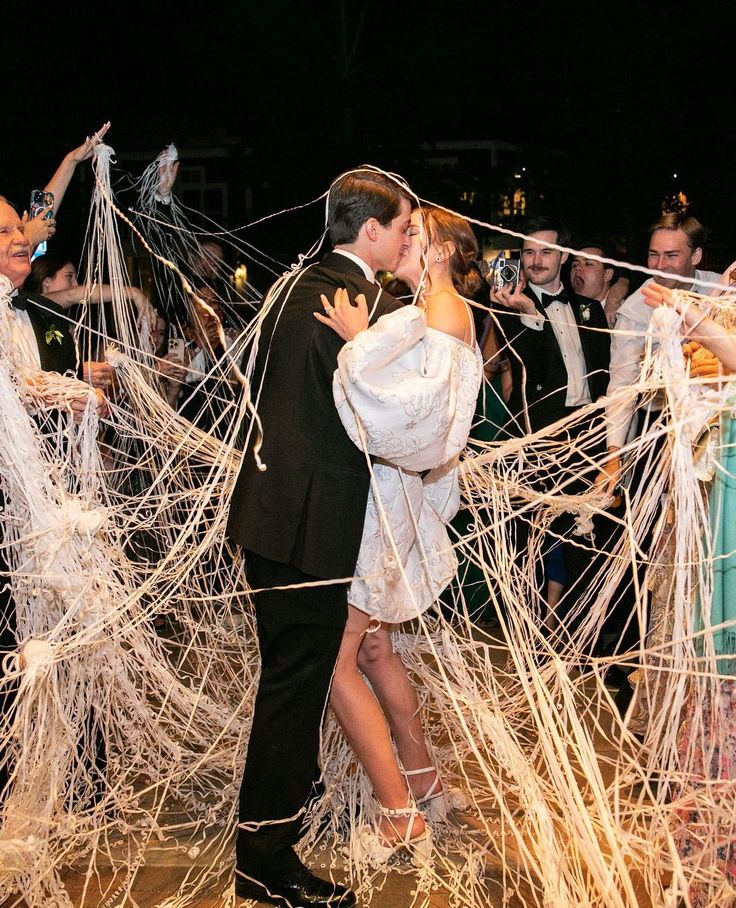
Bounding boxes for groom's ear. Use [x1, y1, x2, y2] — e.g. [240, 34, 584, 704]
[363, 217, 380, 243]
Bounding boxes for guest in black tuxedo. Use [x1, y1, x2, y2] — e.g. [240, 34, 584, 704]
[493, 218, 609, 437]
[0, 197, 107, 797]
[226, 169, 413, 907]
[493, 217, 610, 635]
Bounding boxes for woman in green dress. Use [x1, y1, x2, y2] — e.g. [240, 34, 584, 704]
[643, 281, 736, 907]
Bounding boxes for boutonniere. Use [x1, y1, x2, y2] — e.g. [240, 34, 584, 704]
[45, 325, 64, 346]
[579, 303, 591, 324]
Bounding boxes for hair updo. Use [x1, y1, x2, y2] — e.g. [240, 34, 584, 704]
[422, 206, 481, 298]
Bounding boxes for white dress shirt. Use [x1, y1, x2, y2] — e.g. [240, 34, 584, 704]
[521, 283, 591, 407]
[9, 290, 41, 371]
[605, 269, 721, 448]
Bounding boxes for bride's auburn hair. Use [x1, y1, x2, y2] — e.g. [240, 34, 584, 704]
[422, 206, 481, 298]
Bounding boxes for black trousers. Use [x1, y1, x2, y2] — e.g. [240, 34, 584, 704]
[236, 551, 347, 875]
[598, 408, 669, 668]
[0, 560, 17, 799]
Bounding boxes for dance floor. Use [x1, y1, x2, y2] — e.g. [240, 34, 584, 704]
[1, 628, 658, 907]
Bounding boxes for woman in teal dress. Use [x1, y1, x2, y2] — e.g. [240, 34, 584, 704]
[643, 282, 736, 907]
[447, 314, 511, 626]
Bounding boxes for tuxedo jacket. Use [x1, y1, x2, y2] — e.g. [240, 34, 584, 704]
[226, 253, 402, 580]
[14, 290, 78, 375]
[496, 287, 610, 435]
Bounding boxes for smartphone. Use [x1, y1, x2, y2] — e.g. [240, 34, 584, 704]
[168, 337, 185, 358]
[30, 189, 55, 221]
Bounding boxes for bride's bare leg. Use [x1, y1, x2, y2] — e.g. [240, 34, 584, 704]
[330, 606, 425, 841]
[357, 623, 439, 801]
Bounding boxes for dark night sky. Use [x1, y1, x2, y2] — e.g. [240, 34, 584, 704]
[2, 0, 734, 265]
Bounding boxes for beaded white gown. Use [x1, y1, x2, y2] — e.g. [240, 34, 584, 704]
[333, 305, 483, 623]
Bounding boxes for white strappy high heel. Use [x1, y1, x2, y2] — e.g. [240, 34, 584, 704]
[402, 766, 470, 822]
[352, 799, 432, 868]
[402, 766, 448, 822]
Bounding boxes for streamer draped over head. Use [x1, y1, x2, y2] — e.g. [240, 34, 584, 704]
[326, 164, 417, 241]
[0, 142, 733, 908]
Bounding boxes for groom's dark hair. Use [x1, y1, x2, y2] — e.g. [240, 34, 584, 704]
[328, 169, 413, 245]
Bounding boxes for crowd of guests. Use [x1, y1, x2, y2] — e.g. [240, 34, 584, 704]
[0, 129, 253, 815]
[474, 212, 734, 908]
[0, 129, 733, 906]
[443, 211, 720, 657]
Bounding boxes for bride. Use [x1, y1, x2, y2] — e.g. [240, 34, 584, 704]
[315, 205, 483, 863]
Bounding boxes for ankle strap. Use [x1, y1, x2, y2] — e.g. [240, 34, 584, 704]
[401, 766, 436, 777]
[378, 800, 419, 818]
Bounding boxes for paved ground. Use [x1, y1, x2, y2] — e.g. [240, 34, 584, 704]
[50, 838, 528, 908]
[0, 627, 646, 907]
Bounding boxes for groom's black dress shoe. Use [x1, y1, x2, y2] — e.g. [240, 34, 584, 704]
[235, 863, 357, 907]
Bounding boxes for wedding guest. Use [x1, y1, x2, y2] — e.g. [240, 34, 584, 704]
[0, 197, 107, 797]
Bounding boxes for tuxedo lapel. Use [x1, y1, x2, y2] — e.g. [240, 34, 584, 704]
[319, 252, 384, 320]
[572, 294, 599, 376]
[17, 292, 77, 374]
[572, 294, 610, 400]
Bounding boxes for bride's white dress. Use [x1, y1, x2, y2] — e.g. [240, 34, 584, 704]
[333, 305, 483, 624]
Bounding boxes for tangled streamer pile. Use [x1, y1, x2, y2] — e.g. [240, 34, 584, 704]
[0, 144, 734, 907]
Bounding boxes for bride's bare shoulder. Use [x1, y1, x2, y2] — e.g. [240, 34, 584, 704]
[424, 291, 472, 342]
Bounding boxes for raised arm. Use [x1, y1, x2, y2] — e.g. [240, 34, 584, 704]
[43, 283, 155, 323]
[43, 122, 111, 214]
[642, 282, 736, 372]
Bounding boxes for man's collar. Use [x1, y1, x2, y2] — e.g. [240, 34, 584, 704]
[527, 280, 564, 302]
[332, 249, 375, 283]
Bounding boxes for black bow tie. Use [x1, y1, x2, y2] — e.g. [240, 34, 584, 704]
[540, 289, 569, 309]
[10, 293, 27, 311]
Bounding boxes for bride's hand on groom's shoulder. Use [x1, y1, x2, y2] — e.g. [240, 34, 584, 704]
[314, 287, 369, 341]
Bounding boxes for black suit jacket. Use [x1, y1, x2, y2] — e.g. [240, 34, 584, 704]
[226, 253, 402, 580]
[15, 290, 77, 375]
[495, 287, 610, 435]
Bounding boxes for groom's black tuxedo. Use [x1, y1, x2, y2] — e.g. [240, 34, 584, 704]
[227, 252, 401, 878]
[228, 252, 401, 579]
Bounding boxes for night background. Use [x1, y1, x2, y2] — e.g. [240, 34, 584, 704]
[3, 0, 734, 285]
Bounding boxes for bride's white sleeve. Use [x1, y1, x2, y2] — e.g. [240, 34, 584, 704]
[333, 307, 479, 472]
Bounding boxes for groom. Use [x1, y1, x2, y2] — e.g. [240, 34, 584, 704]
[227, 169, 413, 906]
